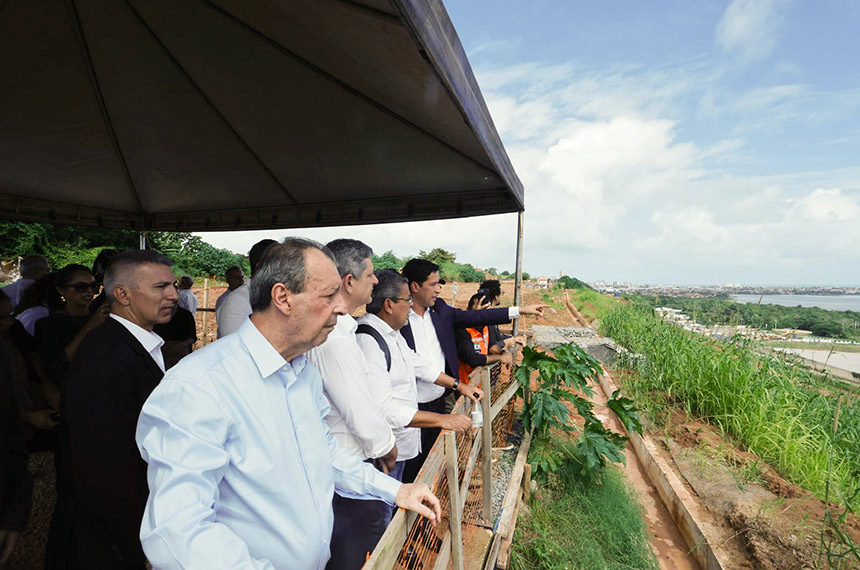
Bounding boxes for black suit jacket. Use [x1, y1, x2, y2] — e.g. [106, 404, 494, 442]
[63, 317, 163, 568]
[400, 299, 511, 379]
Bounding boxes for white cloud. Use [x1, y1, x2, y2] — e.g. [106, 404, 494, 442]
[716, 0, 784, 62]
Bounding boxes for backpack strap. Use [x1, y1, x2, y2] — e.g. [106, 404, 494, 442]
[356, 324, 391, 372]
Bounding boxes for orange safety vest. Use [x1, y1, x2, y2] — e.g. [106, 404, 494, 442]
[458, 326, 489, 384]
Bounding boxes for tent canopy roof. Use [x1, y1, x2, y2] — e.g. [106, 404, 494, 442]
[0, 0, 522, 232]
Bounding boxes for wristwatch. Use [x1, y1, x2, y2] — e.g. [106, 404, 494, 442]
[452, 378, 461, 390]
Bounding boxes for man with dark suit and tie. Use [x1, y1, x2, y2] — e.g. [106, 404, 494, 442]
[398, 259, 547, 482]
[61, 250, 178, 568]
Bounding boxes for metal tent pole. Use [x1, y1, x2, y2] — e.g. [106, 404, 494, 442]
[513, 211, 524, 336]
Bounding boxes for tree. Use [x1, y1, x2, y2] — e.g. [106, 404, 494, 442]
[556, 275, 593, 290]
[501, 270, 511, 277]
[522, 272, 531, 281]
[371, 250, 402, 270]
[418, 247, 456, 267]
[484, 267, 497, 277]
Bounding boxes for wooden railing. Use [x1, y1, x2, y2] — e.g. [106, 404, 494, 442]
[364, 358, 529, 570]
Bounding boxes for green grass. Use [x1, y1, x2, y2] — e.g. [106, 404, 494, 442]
[569, 288, 622, 322]
[600, 304, 860, 509]
[511, 437, 658, 570]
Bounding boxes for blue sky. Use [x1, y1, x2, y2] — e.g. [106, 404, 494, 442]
[201, 0, 860, 286]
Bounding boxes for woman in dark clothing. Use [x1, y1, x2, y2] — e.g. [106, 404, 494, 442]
[35, 265, 109, 396]
[35, 265, 109, 570]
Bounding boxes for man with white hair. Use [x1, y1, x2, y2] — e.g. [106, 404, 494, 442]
[137, 238, 441, 570]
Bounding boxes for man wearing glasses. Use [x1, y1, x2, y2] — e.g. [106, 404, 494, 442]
[357, 269, 474, 484]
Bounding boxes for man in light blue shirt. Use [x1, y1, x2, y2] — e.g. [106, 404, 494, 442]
[136, 238, 440, 570]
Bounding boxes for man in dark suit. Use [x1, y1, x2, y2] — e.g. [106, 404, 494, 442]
[399, 259, 547, 482]
[62, 250, 178, 569]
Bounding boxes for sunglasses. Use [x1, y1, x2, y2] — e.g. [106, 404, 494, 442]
[66, 282, 101, 293]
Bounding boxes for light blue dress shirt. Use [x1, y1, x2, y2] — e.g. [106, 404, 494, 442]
[136, 317, 402, 570]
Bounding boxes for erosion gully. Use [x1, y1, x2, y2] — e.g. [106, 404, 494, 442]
[563, 296, 699, 570]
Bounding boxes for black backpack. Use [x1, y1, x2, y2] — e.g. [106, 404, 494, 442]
[356, 324, 391, 372]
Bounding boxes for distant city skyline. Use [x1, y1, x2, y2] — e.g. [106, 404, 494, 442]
[199, 0, 860, 286]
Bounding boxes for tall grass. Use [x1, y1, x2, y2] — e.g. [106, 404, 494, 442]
[600, 303, 860, 509]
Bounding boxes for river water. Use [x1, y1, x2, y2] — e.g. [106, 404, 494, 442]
[731, 294, 860, 312]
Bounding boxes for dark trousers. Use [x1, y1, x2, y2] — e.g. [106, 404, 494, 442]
[402, 395, 446, 483]
[326, 494, 391, 570]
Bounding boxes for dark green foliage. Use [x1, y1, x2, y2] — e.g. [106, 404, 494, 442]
[555, 275, 593, 290]
[418, 247, 456, 266]
[371, 250, 404, 270]
[514, 344, 642, 480]
[635, 294, 860, 341]
[521, 272, 531, 281]
[0, 222, 247, 278]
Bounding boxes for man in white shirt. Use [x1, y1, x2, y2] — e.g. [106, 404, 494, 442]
[216, 239, 276, 337]
[307, 239, 398, 570]
[62, 250, 178, 568]
[137, 238, 440, 570]
[399, 259, 548, 482]
[1, 255, 49, 311]
[214, 265, 244, 311]
[357, 270, 473, 482]
[176, 275, 198, 315]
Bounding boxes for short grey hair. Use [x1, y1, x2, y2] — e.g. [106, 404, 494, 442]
[366, 269, 408, 315]
[325, 239, 373, 279]
[249, 237, 335, 312]
[104, 250, 174, 302]
[19, 255, 49, 277]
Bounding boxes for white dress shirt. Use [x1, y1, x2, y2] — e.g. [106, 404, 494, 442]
[356, 313, 424, 461]
[409, 305, 520, 403]
[17, 305, 49, 336]
[408, 308, 446, 403]
[136, 317, 401, 570]
[215, 282, 251, 338]
[308, 314, 396, 460]
[109, 314, 165, 372]
[177, 289, 198, 315]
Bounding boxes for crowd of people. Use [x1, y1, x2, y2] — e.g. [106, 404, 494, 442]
[1, 239, 545, 570]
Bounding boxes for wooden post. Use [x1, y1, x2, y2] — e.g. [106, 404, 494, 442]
[201, 278, 210, 343]
[512, 211, 524, 337]
[139, 231, 147, 250]
[523, 331, 535, 407]
[444, 431, 464, 570]
[480, 367, 492, 521]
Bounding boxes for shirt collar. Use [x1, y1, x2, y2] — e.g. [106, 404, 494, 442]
[237, 317, 289, 379]
[110, 313, 164, 353]
[362, 312, 397, 337]
[338, 313, 358, 335]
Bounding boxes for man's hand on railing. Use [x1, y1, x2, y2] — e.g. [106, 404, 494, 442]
[394, 483, 442, 527]
[441, 413, 472, 434]
[456, 382, 483, 403]
[504, 336, 526, 349]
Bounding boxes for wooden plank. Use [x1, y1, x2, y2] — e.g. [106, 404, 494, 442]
[495, 489, 522, 570]
[362, 509, 409, 569]
[459, 432, 481, 512]
[480, 368, 493, 520]
[489, 379, 518, 422]
[494, 430, 531, 539]
[483, 533, 502, 570]
[445, 432, 465, 570]
[431, 533, 451, 570]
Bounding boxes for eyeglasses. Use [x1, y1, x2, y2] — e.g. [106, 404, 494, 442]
[66, 282, 101, 293]
[391, 296, 413, 305]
